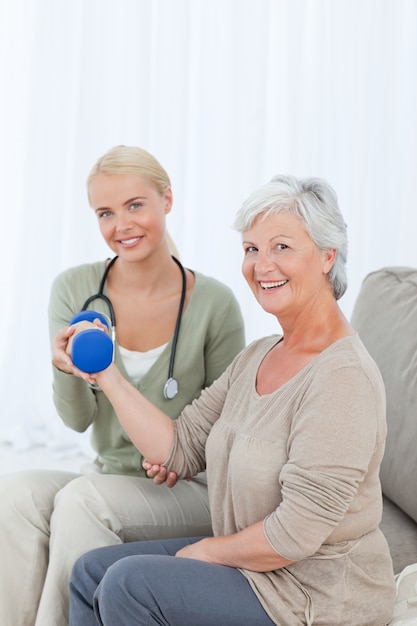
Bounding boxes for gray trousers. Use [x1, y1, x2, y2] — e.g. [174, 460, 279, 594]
[69, 537, 276, 626]
[0, 469, 211, 626]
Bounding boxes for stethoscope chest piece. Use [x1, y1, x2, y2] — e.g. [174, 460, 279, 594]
[164, 377, 179, 400]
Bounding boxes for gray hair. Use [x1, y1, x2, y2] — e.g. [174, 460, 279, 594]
[233, 175, 348, 300]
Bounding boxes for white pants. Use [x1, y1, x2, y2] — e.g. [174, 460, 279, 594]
[0, 469, 211, 626]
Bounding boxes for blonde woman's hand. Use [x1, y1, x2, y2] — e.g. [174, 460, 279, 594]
[51, 325, 78, 374]
[142, 460, 180, 488]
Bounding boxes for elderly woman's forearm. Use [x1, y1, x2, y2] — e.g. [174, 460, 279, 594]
[177, 520, 294, 571]
[96, 364, 175, 463]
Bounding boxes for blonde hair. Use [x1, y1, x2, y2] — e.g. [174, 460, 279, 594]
[87, 145, 171, 197]
[88, 145, 180, 259]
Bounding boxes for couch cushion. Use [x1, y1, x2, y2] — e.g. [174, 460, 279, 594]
[381, 496, 417, 574]
[351, 267, 417, 524]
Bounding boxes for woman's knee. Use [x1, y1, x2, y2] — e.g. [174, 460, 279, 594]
[95, 556, 159, 623]
[70, 545, 140, 615]
[72, 544, 141, 586]
[0, 470, 74, 523]
[52, 474, 105, 520]
[70, 550, 103, 602]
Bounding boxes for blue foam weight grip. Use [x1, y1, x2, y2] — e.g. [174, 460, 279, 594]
[71, 329, 113, 373]
[69, 310, 113, 373]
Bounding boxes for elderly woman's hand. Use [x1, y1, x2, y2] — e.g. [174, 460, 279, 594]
[65, 318, 108, 356]
[52, 318, 107, 384]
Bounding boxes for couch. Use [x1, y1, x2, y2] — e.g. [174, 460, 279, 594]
[350, 266, 417, 576]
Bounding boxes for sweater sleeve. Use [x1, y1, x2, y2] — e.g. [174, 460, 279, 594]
[48, 268, 99, 432]
[264, 363, 383, 561]
[202, 288, 245, 387]
[164, 364, 232, 477]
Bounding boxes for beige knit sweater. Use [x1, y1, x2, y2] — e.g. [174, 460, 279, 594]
[166, 334, 396, 626]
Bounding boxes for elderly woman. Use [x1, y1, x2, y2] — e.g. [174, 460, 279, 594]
[69, 175, 396, 626]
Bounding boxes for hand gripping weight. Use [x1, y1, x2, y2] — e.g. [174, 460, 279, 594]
[69, 311, 114, 374]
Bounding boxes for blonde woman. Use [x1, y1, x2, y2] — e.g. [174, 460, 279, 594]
[0, 146, 245, 626]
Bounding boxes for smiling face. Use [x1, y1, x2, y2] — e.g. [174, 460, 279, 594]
[88, 172, 172, 260]
[241, 211, 336, 321]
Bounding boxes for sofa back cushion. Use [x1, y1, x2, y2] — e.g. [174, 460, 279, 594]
[351, 266, 417, 524]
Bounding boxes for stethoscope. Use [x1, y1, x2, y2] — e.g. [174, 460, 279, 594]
[80, 255, 187, 400]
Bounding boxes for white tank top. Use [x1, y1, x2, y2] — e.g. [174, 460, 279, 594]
[118, 343, 168, 382]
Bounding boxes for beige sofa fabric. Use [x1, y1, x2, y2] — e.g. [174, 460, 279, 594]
[351, 266, 417, 524]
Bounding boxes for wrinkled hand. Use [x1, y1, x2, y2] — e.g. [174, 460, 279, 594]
[66, 318, 108, 356]
[142, 461, 180, 488]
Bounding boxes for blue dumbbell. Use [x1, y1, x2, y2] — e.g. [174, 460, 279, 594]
[69, 311, 114, 374]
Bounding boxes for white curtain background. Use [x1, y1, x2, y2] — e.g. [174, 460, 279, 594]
[0, 0, 416, 456]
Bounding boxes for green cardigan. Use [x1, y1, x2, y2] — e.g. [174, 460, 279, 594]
[48, 260, 245, 475]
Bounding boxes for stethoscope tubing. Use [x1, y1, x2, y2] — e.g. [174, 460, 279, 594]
[80, 255, 186, 399]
